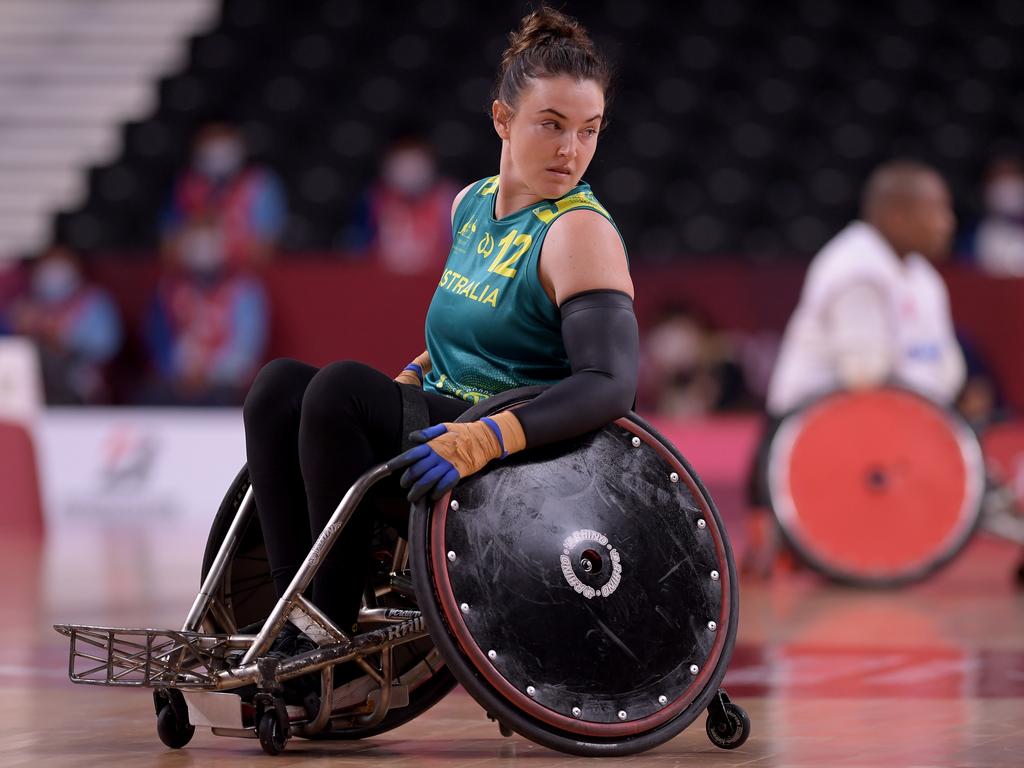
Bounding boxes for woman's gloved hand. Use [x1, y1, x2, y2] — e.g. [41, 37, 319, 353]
[391, 411, 526, 501]
[394, 350, 431, 388]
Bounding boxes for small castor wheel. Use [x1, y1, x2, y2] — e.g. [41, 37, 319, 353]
[258, 708, 289, 755]
[705, 690, 750, 750]
[154, 690, 195, 749]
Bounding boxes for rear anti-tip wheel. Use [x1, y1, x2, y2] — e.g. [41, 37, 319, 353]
[155, 690, 195, 749]
[706, 701, 750, 750]
[258, 709, 289, 756]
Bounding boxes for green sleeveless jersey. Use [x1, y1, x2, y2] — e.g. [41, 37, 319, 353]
[423, 175, 622, 404]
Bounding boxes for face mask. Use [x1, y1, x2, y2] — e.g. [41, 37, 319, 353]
[32, 259, 80, 303]
[180, 227, 226, 276]
[985, 177, 1024, 218]
[382, 149, 435, 196]
[195, 138, 244, 180]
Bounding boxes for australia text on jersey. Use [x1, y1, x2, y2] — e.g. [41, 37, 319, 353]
[438, 269, 500, 307]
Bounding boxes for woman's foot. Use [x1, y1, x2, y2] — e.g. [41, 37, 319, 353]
[266, 623, 321, 714]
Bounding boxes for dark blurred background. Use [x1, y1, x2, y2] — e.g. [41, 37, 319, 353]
[52, 0, 1024, 257]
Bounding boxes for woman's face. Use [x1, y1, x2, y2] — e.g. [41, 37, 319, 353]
[495, 75, 605, 200]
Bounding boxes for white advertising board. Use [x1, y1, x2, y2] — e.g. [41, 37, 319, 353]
[36, 407, 246, 528]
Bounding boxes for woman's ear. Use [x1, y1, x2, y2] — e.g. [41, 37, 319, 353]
[492, 100, 513, 141]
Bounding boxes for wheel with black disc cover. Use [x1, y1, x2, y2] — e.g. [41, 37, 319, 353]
[410, 387, 743, 757]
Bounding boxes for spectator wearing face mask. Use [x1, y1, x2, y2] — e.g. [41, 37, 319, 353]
[344, 135, 459, 274]
[7, 245, 122, 404]
[144, 218, 269, 405]
[162, 122, 287, 268]
[969, 156, 1024, 277]
[640, 304, 752, 416]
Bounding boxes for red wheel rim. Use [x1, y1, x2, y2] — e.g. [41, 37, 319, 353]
[768, 389, 984, 580]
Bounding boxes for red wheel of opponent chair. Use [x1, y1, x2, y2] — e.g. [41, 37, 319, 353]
[766, 388, 986, 587]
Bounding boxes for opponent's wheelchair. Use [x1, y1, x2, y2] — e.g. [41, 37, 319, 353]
[764, 387, 1024, 587]
[55, 387, 749, 757]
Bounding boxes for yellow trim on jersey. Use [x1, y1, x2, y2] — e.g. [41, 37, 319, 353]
[479, 176, 499, 196]
[531, 191, 611, 224]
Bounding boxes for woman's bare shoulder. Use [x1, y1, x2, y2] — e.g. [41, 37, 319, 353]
[540, 209, 633, 305]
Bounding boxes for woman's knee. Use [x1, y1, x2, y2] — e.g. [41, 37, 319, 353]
[243, 358, 315, 427]
[300, 360, 391, 426]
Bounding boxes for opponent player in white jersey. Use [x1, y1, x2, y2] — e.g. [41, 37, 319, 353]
[767, 160, 965, 416]
[747, 160, 966, 575]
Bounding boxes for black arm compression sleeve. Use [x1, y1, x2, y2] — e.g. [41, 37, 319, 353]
[514, 289, 639, 448]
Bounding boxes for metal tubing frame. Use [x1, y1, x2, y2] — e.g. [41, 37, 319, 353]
[57, 458, 436, 733]
[182, 485, 257, 633]
[224, 615, 429, 691]
[240, 462, 393, 665]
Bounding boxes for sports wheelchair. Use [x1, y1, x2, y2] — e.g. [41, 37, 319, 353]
[56, 387, 749, 757]
[764, 387, 1024, 587]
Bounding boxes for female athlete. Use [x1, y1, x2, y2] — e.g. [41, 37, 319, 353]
[240, 7, 638, 683]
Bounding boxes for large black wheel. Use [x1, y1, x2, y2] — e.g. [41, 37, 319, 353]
[410, 387, 742, 757]
[200, 465, 455, 738]
[155, 689, 195, 749]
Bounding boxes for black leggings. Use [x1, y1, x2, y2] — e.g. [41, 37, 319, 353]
[242, 359, 470, 631]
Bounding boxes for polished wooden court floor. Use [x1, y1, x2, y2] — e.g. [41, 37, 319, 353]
[3, 526, 1023, 767]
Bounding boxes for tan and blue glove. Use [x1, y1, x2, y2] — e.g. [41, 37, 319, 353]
[394, 350, 431, 387]
[391, 411, 526, 501]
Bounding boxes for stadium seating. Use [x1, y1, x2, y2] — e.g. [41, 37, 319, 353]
[55, 0, 1024, 258]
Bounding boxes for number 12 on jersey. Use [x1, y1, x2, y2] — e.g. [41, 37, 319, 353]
[488, 230, 532, 278]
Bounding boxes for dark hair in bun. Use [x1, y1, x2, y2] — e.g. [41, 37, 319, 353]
[495, 6, 612, 121]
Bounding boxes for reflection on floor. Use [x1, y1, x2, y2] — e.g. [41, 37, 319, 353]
[3, 527, 1022, 767]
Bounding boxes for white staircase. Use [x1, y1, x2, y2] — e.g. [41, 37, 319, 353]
[0, 0, 218, 259]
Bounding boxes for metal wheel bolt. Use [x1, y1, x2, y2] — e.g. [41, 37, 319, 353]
[697, 519, 707, 529]
[526, 686, 536, 696]
[711, 570, 720, 581]
[669, 472, 679, 483]
[617, 710, 627, 720]
[572, 706, 582, 718]
[689, 664, 699, 675]
[487, 649, 497, 660]
[631, 436, 641, 447]
[460, 602, 469, 613]
[658, 695, 668, 706]
[708, 620, 718, 631]
[450, 500, 459, 511]
[447, 551, 456, 562]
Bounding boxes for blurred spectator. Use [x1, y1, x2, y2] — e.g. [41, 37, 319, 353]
[968, 157, 1024, 277]
[344, 136, 458, 274]
[640, 304, 751, 416]
[162, 122, 287, 268]
[5, 245, 122, 404]
[144, 219, 269, 405]
[0, 258, 28, 333]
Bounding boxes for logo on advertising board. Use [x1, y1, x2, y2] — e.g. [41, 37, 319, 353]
[100, 427, 158, 491]
[58, 424, 175, 520]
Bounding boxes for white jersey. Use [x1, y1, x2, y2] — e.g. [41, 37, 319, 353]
[767, 221, 966, 416]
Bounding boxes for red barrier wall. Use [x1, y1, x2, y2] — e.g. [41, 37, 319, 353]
[91, 258, 1024, 411]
